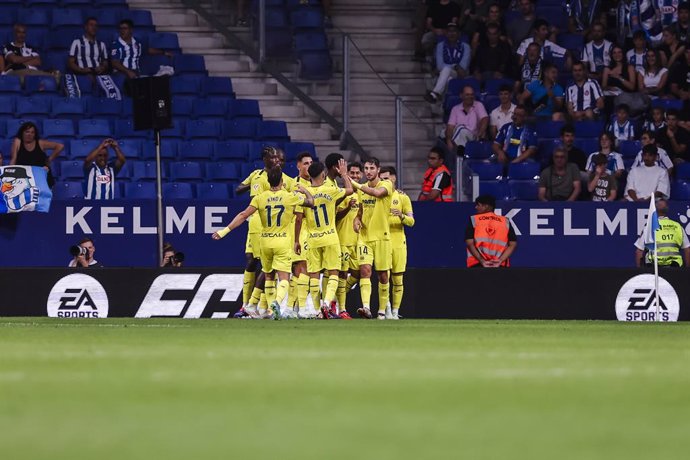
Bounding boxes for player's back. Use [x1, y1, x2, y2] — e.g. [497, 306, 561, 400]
[304, 183, 345, 248]
[359, 179, 393, 242]
[252, 189, 304, 249]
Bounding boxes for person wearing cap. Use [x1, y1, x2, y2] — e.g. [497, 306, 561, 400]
[634, 199, 690, 268]
[425, 22, 471, 103]
[465, 195, 517, 268]
[625, 144, 670, 202]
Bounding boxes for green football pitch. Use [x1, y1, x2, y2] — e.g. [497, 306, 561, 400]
[1, 319, 690, 460]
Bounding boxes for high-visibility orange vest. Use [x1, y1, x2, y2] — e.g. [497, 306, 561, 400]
[419, 165, 454, 202]
[466, 212, 511, 267]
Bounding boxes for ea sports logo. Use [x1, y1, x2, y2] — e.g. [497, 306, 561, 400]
[615, 274, 680, 322]
[47, 274, 109, 318]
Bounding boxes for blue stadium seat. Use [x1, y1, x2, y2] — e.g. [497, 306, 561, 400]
[169, 161, 203, 181]
[478, 180, 510, 200]
[41, 51, 68, 72]
[574, 138, 599, 155]
[20, 28, 49, 51]
[536, 6, 568, 30]
[284, 141, 316, 161]
[196, 182, 230, 200]
[24, 75, 58, 95]
[163, 182, 194, 199]
[651, 99, 683, 111]
[297, 51, 333, 80]
[467, 162, 502, 180]
[51, 8, 84, 29]
[482, 95, 500, 114]
[124, 181, 156, 199]
[171, 76, 202, 95]
[185, 119, 221, 139]
[163, 120, 185, 139]
[0, 95, 16, 116]
[675, 163, 690, 180]
[447, 77, 480, 97]
[69, 139, 101, 159]
[17, 9, 51, 26]
[17, 97, 51, 118]
[148, 32, 180, 52]
[93, 0, 129, 8]
[206, 162, 240, 181]
[117, 138, 143, 159]
[51, 98, 85, 118]
[131, 161, 167, 181]
[575, 121, 605, 138]
[60, 160, 85, 180]
[257, 120, 289, 140]
[507, 162, 540, 180]
[263, 7, 289, 27]
[618, 140, 641, 159]
[192, 98, 227, 119]
[464, 141, 493, 160]
[0, 75, 22, 93]
[557, 33, 584, 60]
[139, 54, 174, 75]
[213, 140, 250, 160]
[47, 29, 81, 51]
[178, 140, 214, 160]
[509, 180, 539, 200]
[227, 99, 261, 119]
[172, 96, 195, 117]
[7, 119, 41, 138]
[240, 162, 261, 179]
[62, 0, 93, 7]
[203, 76, 234, 97]
[671, 180, 690, 200]
[173, 54, 207, 76]
[290, 8, 323, 29]
[78, 119, 112, 139]
[223, 119, 258, 139]
[0, 8, 18, 26]
[295, 31, 328, 51]
[537, 139, 558, 166]
[535, 121, 565, 139]
[87, 97, 123, 118]
[121, 10, 154, 29]
[116, 160, 133, 181]
[250, 141, 283, 160]
[484, 78, 515, 96]
[43, 119, 76, 138]
[52, 181, 84, 199]
[283, 162, 298, 178]
[116, 120, 150, 139]
[142, 139, 179, 160]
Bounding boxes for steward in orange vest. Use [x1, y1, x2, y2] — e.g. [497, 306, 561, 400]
[418, 148, 454, 202]
[465, 195, 517, 268]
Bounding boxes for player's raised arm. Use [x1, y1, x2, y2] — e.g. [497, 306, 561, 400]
[336, 159, 354, 196]
[295, 184, 315, 208]
[352, 179, 389, 198]
[212, 205, 257, 240]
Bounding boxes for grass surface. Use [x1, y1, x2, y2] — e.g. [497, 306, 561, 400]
[1, 319, 690, 460]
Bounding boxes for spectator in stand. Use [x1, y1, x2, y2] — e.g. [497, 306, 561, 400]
[625, 144, 670, 201]
[516, 19, 568, 68]
[659, 27, 685, 69]
[538, 147, 581, 201]
[565, 0, 604, 33]
[492, 105, 537, 164]
[489, 85, 516, 139]
[643, 106, 666, 133]
[472, 22, 513, 82]
[559, 124, 587, 172]
[585, 132, 624, 178]
[582, 22, 614, 83]
[3, 23, 60, 86]
[445, 85, 488, 156]
[83, 138, 127, 200]
[462, 0, 496, 41]
[565, 61, 604, 121]
[519, 61, 565, 121]
[418, 147, 453, 202]
[110, 19, 142, 80]
[637, 49, 668, 98]
[656, 109, 690, 164]
[421, 0, 461, 55]
[602, 45, 637, 96]
[588, 153, 618, 201]
[673, 3, 690, 44]
[425, 23, 471, 103]
[506, 0, 536, 49]
[9, 122, 63, 188]
[626, 30, 648, 73]
[635, 0, 665, 44]
[471, 4, 509, 53]
[67, 17, 121, 99]
[608, 104, 635, 146]
[669, 48, 690, 113]
[516, 42, 542, 93]
[632, 131, 673, 173]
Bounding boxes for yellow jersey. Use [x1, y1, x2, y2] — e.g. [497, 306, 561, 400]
[336, 192, 360, 247]
[249, 188, 305, 249]
[304, 183, 346, 248]
[389, 190, 414, 249]
[240, 169, 295, 234]
[358, 179, 393, 242]
[292, 175, 312, 239]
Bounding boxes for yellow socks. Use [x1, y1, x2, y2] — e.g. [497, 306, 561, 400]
[336, 277, 347, 312]
[346, 275, 358, 290]
[297, 273, 309, 310]
[276, 279, 290, 305]
[287, 276, 296, 308]
[391, 274, 404, 313]
[360, 278, 372, 309]
[323, 275, 339, 305]
[242, 270, 255, 305]
[249, 286, 263, 306]
[378, 281, 390, 317]
[264, 279, 277, 305]
[309, 277, 321, 307]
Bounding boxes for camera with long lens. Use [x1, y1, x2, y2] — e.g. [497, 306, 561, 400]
[164, 251, 185, 267]
[69, 245, 90, 260]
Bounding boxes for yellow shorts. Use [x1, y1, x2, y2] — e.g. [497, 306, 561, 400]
[391, 246, 407, 273]
[260, 246, 292, 274]
[358, 240, 392, 271]
[340, 245, 359, 272]
[246, 232, 262, 257]
[307, 244, 341, 273]
[292, 232, 308, 263]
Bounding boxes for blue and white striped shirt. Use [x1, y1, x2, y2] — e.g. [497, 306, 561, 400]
[609, 119, 636, 144]
[111, 36, 142, 72]
[69, 36, 108, 69]
[566, 79, 603, 112]
[85, 163, 116, 200]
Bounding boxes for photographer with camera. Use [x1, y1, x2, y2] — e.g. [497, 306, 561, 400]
[68, 237, 103, 268]
[84, 138, 126, 200]
[161, 242, 184, 267]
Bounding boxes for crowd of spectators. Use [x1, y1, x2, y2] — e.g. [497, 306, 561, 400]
[417, 0, 690, 202]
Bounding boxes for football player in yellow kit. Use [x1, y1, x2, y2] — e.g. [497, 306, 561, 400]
[379, 166, 414, 320]
[335, 162, 363, 318]
[213, 167, 314, 319]
[352, 157, 393, 319]
[289, 152, 313, 317]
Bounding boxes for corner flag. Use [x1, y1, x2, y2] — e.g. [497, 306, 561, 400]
[643, 198, 661, 250]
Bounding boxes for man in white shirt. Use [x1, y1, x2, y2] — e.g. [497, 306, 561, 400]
[625, 144, 671, 201]
[631, 131, 674, 173]
[489, 85, 516, 138]
[516, 19, 569, 68]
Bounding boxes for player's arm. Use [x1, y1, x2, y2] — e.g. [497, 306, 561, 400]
[212, 205, 256, 239]
[351, 180, 389, 198]
[399, 193, 415, 227]
[336, 198, 355, 221]
[353, 197, 363, 233]
[235, 170, 258, 195]
[294, 184, 314, 208]
[294, 211, 304, 255]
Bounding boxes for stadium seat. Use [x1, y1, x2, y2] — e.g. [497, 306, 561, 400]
[172, 96, 195, 117]
[507, 162, 540, 180]
[20, 28, 49, 51]
[164, 120, 186, 139]
[676, 163, 690, 180]
[78, 119, 112, 139]
[257, 120, 289, 140]
[121, 10, 154, 30]
[6, 119, 41, 138]
[0, 8, 18, 26]
[131, 161, 167, 181]
[652, 99, 683, 111]
[124, 181, 156, 199]
[0, 95, 16, 116]
[223, 119, 258, 139]
[196, 182, 230, 200]
[671, 180, 690, 200]
[284, 141, 316, 161]
[206, 162, 240, 181]
[240, 162, 261, 179]
[535, 121, 565, 139]
[86, 97, 123, 118]
[52, 181, 84, 199]
[297, 52, 333, 80]
[574, 138, 599, 155]
[43, 119, 76, 138]
[185, 119, 221, 139]
[192, 98, 227, 119]
[178, 140, 215, 160]
[24, 75, 58, 94]
[464, 141, 493, 160]
[163, 182, 194, 199]
[173, 54, 207, 76]
[618, 140, 641, 159]
[467, 162, 503, 181]
[116, 120, 150, 139]
[203, 76, 235, 97]
[17, 9, 51, 26]
[447, 77, 480, 97]
[17, 97, 51, 118]
[148, 32, 181, 52]
[262, 7, 289, 27]
[213, 140, 250, 161]
[69, 139, 101, 160]
[169, 161, 203, 181]
[227, 99, 261, 119]
[41, 51, 68, 72]
[575, 121, 605, 138]
[482, 95, 500, 114]
[117, 138, 143, 159]
[294, 31, 329, 52]
[141, 139, 178, 160]
[171, 76, 203, 95]
[51, 98, 85, 118]
[484, 78, 515, 96]
[290, 8, 324, 29]
[93, 0, 129, 8]
[478, 180, 510, 200]
[509, 180, 539, 200]
[557, 33, 584, 60]
[60, 160, 85, 180]
[51, 8, 84, 30]
[140, 54, 174, 76]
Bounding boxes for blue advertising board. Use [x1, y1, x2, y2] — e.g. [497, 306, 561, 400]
[2, 199, 690, 268]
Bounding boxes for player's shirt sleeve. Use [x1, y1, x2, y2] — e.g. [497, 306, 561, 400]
[240, 169, 258, 186]
[249, 195, 260, 210]
[286, 191, 306, 207]
[381, 180, 394, 196]
[333, 186, 346, 201]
